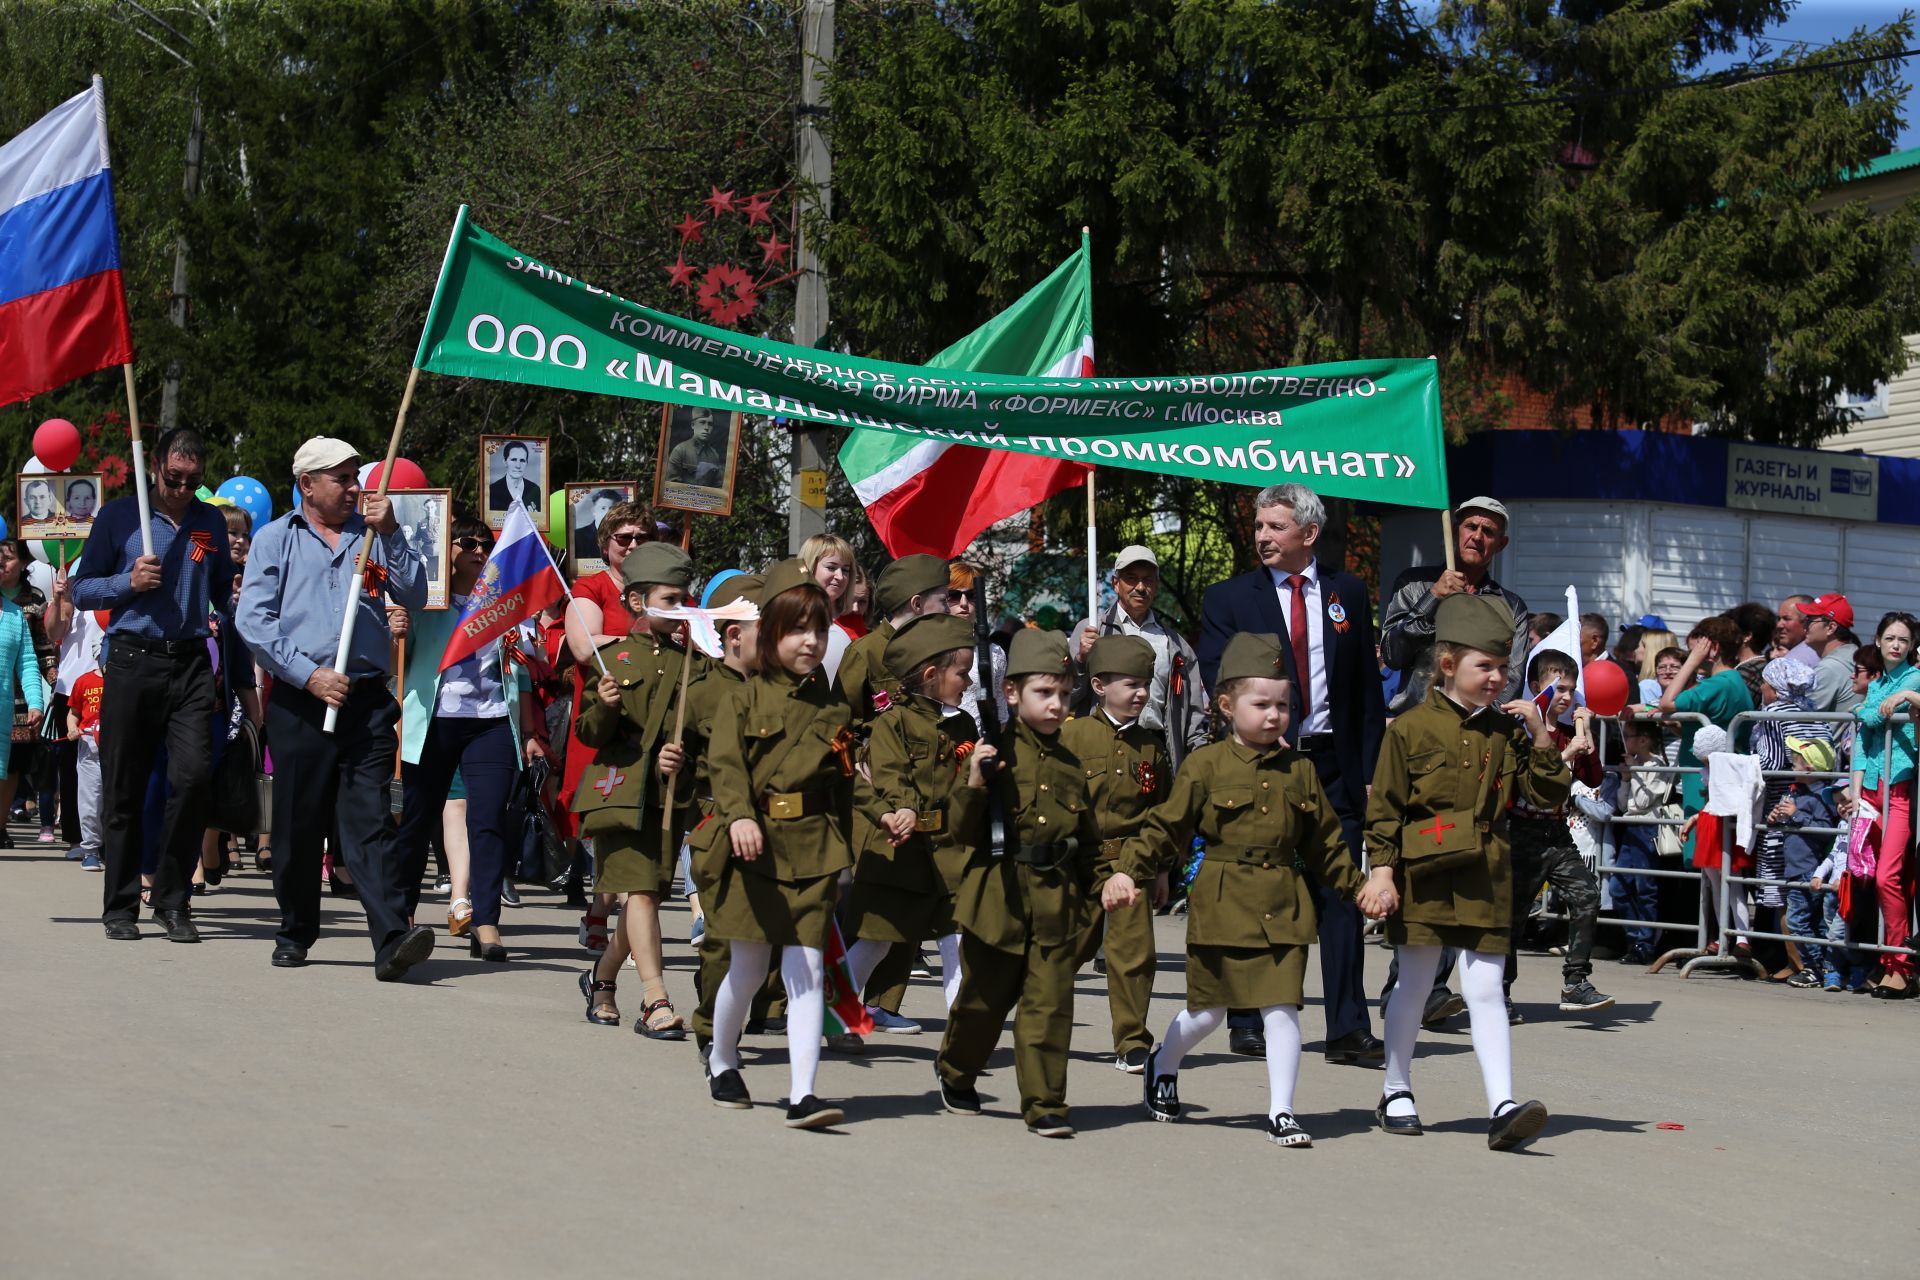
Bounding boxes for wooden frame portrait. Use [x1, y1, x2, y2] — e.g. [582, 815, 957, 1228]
[367, 488, 452, 610]
[565, 482, 637, 577]
[479, 433, 549, 531]
[19, 472, 101, 543]
[652, 405, 741, 517]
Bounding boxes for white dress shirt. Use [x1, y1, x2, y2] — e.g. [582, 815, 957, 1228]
[1270, 559, 1330, 737]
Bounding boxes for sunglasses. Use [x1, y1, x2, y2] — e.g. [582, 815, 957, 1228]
[453, 537, 487, 552]
[160, 469, 203, 490]
[608, 530, 645, 547]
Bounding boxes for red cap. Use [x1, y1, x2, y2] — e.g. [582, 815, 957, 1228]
[1800, 593, 1854, 630]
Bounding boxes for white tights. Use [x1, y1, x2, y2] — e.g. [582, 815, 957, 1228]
[1382, 945, 1513, 1118]
[1701, 868, 1752, 941]
[1155, 1004, 1303, 1120]
[845, 932, 964, 1010]
[710, 941, 826, 1102]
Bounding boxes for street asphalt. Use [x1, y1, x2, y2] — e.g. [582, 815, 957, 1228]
[3, 836, 1913, 1278]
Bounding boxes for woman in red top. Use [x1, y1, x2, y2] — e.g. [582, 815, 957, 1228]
[560, 500, 655, 950]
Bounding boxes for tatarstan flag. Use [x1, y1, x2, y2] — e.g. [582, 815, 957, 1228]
[840, 235, 1093, 558]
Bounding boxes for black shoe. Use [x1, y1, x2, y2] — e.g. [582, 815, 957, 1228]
[1506, 997, 1524, 1025]
[1323, 1030, 1385, 1066]
[153, 909, 201, 944]
[499, 880, 522, 908]
[1027, 1114, 1074, 1139]
[1266, 1112, 1313, 1148]
[1870, 981, 1913, 1000]
[1620, 946, 1657, 966]
[1144, 1046, 1181, 1122]
[102, 919, 140, 941]
[374, 925, 435, 982]
[1558, 980, 1616, 1013]
[468, 936, 508, 962]
[911, 950, 933, 978]
[1422, 987, 1466, 1027]
[328, 871, 359, 899]
[785, 1095, 844, 1129]
[708, 1067, 752, 1109]
[825, 1032, 866, 1055]
[1228, 1026, 1266, 1057]
[1376, 1090, 1422, 1135]
[938, 1067, 982, 1116]
[695, 1034, 712, 1064]
[271, 943, 308, 968]
[1114, 1047, 1148, 1075]
[1488, 1099, 1549, 1151]
[762, 1016, 787, 1034]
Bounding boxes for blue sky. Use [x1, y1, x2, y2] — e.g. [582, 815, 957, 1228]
[1698, 2, 1918, 148]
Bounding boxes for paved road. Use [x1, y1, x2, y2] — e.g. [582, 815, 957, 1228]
[3, 837, 1914, 1278]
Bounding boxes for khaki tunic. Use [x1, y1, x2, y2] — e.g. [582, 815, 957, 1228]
[697, 665, 857, 949]
[573, 634, 698, 893]
[847, 695, 982, 943]
[1363, 687, 1571, 951]
[835, 620, 898, 731]
[1118, 739, 1359, 1009]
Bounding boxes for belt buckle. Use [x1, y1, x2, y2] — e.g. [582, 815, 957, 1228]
[915, 811, 944, 834]
[768, 793, 802, 820]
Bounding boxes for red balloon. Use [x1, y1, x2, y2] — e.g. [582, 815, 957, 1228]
[33, 419, 82, 472]
[366, 457, 428, 490]
[1582, 660, 1631, 718]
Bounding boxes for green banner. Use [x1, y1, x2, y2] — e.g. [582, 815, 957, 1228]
[414, 207, 1451, 508]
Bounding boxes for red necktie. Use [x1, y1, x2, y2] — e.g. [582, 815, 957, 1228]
[1286, 573, 1311, 719]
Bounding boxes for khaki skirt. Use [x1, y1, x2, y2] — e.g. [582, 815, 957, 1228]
[846, 878, 956, 945]
[1388, 920, 1509, 954]
[1186, 943, 1308, 1012]
[592, 823, 676, 896]
[705, 861, 840, 950]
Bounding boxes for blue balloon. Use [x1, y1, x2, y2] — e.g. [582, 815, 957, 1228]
[216, 476, 273, 531]
[0, 514, 10, 542]
[700, 568, 744, 608]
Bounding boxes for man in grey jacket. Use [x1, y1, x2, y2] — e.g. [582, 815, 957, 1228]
[1380, 496, 1533, 715]
[1068, 544, 1211, 771]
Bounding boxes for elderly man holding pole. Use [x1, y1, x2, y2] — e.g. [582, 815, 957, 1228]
[71, 426, 235, 944]
[1069, 545, 1211, 771]
[237, 437, 430, 978]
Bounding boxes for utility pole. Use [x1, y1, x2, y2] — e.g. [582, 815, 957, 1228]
[158, 92, 202, 431]
[788, 0, 833, 554]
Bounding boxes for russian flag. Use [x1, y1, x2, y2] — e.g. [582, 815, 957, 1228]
[440, 502, 568, 671]
[0, 78, 135, 406]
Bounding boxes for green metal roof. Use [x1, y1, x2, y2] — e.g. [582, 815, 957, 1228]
[1840, 147, 1920, 184]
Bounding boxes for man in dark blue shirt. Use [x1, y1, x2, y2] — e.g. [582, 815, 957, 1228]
[71, 427, 235, 943]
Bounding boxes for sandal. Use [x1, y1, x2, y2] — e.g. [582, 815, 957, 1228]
[635, 997, 687, 1041]
[448, 897, 474, 938]
[579, 969, 620, 1026]
[256, 847, 273, 874]
[579, 912, 610, 953]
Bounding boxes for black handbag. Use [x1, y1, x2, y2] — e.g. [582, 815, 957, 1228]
[209, 717, 264, 834]
[514, 757, 569, 883]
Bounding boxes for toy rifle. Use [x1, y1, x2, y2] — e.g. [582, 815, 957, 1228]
[969, 573, 1010, 859]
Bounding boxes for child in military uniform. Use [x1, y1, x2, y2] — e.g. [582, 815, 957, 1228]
[1061, 634, 1171, 1075]
[1103, 633, 1361, 1148]
[1360, 594, 1571, 1152]
[843, 613, 982, 1014]
[936, 629, 1101, 1139]
[700, 562, 859, 1129]
[574, 542, 698, 1040]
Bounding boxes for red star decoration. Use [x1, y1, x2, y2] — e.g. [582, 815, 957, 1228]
[673, 214, 705, 244]
[703, 186, 736, 217]
[758, 235, 792, 268]
[665, 256, 697, 289]
[696, 263, 759, 327]
[742, 193, 774, 226]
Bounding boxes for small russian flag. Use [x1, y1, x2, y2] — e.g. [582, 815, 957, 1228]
[0, 78, 135, 405]
[439, 503, 568, 671]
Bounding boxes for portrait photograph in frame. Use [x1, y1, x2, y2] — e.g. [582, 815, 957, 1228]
[652, 404, 740, 517]
[479, 434, 549, 530]
[18, 472, 101, 543]
[369, 488, 453, 610]
[565, 482, 637, 576]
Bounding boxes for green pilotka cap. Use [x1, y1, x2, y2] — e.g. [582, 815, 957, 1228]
[1435, 593, 1515, 657]
[621, 542, 693, 589]
[886, 614, 976, 681]
[706, 573, 763, 611]
[1006, 628, 1073, 679]
[1086, 634, 1155, 681]
[875, 554, 950, 616]
[757, 557, 822, 606]
[1217, 632, 1287, 684]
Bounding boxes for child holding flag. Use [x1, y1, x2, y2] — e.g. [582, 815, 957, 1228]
[699, 561, 859, 1129]
[574, 543, 699, 1041]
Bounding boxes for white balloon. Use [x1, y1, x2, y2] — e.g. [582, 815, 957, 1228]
[21, 457, 49, 476]
[26, 540, 48, 564]
[357, 462, 378, 487]
[26, 561, 53, 597]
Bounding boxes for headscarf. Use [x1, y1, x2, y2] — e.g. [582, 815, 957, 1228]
[1754, 656, 1827, 771]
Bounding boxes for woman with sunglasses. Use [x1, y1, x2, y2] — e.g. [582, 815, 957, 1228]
[394, 514, 546, 960]
[560, 501, 654, 951]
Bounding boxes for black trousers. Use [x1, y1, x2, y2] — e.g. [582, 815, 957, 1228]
[266, 680, 410, 957]
[1230, 740, 1372, 1042]
[397, 715, 519, 927]
[99, 642, 215, 922]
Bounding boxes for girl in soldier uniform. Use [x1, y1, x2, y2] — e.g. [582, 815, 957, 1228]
[1359, 593, 1571, 1152]
[699, 563, 858, 1129]
[1103, 633, 1361, 1148]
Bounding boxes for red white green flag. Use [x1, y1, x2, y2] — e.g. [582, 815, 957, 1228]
[822, 920, 874, 1037]
[839, 236, 1093, 558]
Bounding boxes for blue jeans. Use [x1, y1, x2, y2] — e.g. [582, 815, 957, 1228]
[1824, 889, 1863, 985]
[1784, 884, 1831, 974]
[1612, 838, 1661, 953]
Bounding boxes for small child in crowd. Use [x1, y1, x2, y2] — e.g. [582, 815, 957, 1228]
[1772, 738, 1842, 990]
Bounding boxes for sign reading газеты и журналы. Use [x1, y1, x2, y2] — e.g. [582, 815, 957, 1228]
[1725, 442, 1877, 521]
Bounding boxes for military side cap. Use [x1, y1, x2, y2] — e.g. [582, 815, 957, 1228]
[621, 542, 693, 590]
[706, 573, 763, 611]
[1218, 633, 1287, 684]
[1006, 628, 1073, 679]
[875, 554, 950, 616]
[1435, 593, 1515, 656]
[757, 557, 823, 606]
[886, 614, 975, 680]
[1086, 634, 1155, 681]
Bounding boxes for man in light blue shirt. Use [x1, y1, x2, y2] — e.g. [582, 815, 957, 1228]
[237, 436, 431, 979]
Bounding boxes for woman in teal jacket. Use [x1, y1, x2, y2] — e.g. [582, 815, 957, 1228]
[1851, 611, 1920, 999]
[395, 514, 544, 961]
[0, 587, 46, 822]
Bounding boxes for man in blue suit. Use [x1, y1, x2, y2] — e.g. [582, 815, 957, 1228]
[1198, 482, 1386, 1065]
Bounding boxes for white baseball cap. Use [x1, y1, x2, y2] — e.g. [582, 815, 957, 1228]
[1453, 495, 1509, 528]
[291, 437, 360, 477]
[1112, 544, 1158, 573]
